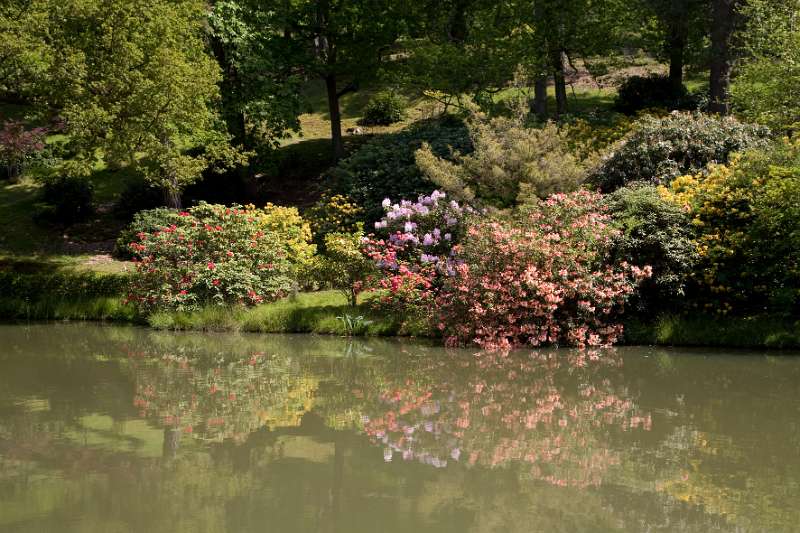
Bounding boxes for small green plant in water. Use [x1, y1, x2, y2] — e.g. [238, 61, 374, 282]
[336, 314, 373, 337]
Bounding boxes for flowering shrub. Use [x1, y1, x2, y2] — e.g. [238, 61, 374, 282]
[115, 208, 185, 259]
[246, 203, 315, 270]
[437, 191, 651, 350]
[362, 191, 471, 316]
[0, 120, 48, 182]
[126, 202, 297, 312]
[306, 193, 364, 245]
[659, 140, 800, 314]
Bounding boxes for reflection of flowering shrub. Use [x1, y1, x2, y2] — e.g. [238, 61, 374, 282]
[361, 350, 650, 488]
[438, 191, 651, 349]
[131, 351, 317, 442]
[126, 202, 297, 312]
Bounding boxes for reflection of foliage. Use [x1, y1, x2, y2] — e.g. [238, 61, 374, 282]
[130, 351, 317, 442]
[358, 350, 650, 488]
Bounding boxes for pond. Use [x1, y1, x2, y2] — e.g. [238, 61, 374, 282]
[0, 324, 799, 532]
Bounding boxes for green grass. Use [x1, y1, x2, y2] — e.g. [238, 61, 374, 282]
[624, 314, 800, 349]
[0, 296, 136, 322]
[147, 290, 427, 337]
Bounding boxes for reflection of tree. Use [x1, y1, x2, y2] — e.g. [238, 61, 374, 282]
[355, 350, 651, 488]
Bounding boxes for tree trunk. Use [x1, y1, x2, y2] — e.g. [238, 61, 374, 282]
[709, 0, 739, 114]
[552, 50, 568, 117]
[325, 74, 345, 161]
[667, 19, 688, 92]
[448, 0, 470, 43]
[532, 75, 548, 119]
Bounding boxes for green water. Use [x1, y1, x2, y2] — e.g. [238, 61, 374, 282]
[0, 324, 799, 532]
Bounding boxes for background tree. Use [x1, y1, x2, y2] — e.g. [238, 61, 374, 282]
[732, 0, 800, 132]
[207, 1, 304, 151]
[246, 0, 410, 160]
[2, 0, 238, 207]
[639, 0, 708, 92]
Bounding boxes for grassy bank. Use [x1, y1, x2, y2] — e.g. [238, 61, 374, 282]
[624, 314, 800, 349]
[1, 270, 798, 348]
[146, 291, 427, 337]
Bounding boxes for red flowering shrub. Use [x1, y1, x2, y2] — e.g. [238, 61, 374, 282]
[126, 202, 297, 312]
[437, 191, 651, 349]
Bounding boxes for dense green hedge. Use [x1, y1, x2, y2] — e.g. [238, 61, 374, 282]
[0, 271, 134, 321]
[0, 271, 129, 300]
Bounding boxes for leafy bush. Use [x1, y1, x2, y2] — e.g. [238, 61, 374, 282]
[436, 190, 651, 350]
[126, 202, 298, 313]
[660, 140, 800, 314]
[305, 193, 364, 246]
[329, 117, 472, 223]
[115, 207, 185, 259]
[416, 114, 587, 207]
[614, 74, 693, 115]
[357, 91, 407, 126]
[313, 231, 377, 306]
[590, 112, 769, 192]
[115, 179, 167, 218]
[38, 175, 94, 225]
[605, 184, 698, 314]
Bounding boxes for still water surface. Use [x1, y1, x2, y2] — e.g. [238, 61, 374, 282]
[1, 324, 799, 532]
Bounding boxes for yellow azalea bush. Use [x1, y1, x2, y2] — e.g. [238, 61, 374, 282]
[659, 140, 800, 314]
[306, 193, 364, 245]
[246, 203, 316, 271]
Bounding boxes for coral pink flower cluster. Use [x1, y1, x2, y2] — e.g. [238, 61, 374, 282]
[436, 190, 651, 350]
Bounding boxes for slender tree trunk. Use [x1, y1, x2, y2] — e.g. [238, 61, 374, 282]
[709, 0, 739, 114]
[532, 75, 548, 119]
[667, 20, 687, 92]
[552, 49, 568, 117]
[325, 74, 345, 161]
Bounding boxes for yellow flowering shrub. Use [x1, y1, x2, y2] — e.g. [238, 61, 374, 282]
[306, 194, 364, 245]
[245, 203, 316, 270]
[659, 141, 800, 314]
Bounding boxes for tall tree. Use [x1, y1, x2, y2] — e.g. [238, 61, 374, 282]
[398, 0, 521, 112]
[1, 0, 239, 206]
[244, 0, 409, 160]
[640, 0, 708, 91]
[524, 0, 630, 118]
[208, 1, 304, 152]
